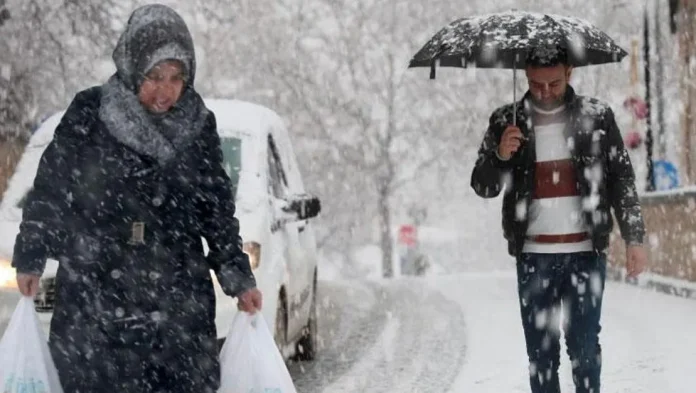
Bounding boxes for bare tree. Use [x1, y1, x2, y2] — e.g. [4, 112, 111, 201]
[2, 0, 658, 274]
[239, 0, 480, 276]
[0, 0, 129, 195]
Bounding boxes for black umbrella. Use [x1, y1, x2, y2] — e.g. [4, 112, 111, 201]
[409, 11, 628, 123]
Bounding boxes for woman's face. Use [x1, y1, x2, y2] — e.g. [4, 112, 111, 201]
[138, 60, 185, 113]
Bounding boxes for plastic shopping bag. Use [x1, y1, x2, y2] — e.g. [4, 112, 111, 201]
[218, 312, 297, 393]
[0, 296, 64, 393]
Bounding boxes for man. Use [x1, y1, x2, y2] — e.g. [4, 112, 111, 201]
[470, 46, 648, 393]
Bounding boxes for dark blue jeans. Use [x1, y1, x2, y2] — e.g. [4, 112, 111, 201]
[516, 252, 606, 393]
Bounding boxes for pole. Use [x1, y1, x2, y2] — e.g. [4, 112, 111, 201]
[644, 3, 656, 191]
[654, 0, 667, 159]
[679, 0, 695, 184]
[0, 0, 9, 26]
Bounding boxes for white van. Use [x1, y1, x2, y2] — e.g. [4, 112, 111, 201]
[0, 98, 321, 360]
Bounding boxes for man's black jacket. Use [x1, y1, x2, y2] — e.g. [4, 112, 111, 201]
[471, 86, 645, 257]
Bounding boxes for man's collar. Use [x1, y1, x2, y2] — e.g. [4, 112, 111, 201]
[519, 84, 578, 112]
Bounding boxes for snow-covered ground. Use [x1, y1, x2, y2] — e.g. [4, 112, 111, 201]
[432, 272, 696, 393]
[290, 268, 696, 392]
[302, 193, 696, 392]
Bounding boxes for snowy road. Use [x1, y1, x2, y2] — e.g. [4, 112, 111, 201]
[288, 279, 468, 392]
[295, 273, 696, 392]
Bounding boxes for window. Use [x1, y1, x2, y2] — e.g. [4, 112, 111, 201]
[267, 135, 288, 198]
[219, 137, 243, 200]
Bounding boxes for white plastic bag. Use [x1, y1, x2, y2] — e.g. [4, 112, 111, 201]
[0, 296, 64, 393]
[218, 312, 297, 393]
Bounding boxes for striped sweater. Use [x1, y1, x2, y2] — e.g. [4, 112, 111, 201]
[523, 104, 592, 254]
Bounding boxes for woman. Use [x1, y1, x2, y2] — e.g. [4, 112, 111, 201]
[11, 4, 262, 392]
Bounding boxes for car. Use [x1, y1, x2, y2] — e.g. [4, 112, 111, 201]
[0, 98, 322, 361]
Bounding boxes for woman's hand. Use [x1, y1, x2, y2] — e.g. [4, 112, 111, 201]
[17, 273, 41, 297]
[237, 287, 263, 314]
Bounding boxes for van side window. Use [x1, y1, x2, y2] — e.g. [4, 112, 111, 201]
[267, 135, 288, 198]
[219, 137, 243, 200]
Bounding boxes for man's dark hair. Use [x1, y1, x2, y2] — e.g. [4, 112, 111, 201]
[525, 46, 569, 67]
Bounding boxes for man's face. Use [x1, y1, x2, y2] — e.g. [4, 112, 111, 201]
[525, 64, 572, 109]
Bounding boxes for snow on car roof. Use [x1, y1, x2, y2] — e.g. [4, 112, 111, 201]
[203, 98, 286, 139]
[0, 111, 65, 211]
[1, 99, 283, 211]
[27, 99, 283, 145]
[27, 111, 65, 148]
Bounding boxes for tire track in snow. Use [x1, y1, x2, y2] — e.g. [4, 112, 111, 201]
[290, 277, 467, 393]
[287, 280, 389, 391]
[385, 278, 467, 393]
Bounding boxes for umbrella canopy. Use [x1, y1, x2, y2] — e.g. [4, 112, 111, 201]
[409, 11, 628, 77]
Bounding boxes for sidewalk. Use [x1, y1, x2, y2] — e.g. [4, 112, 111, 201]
[607, 264, 696, 300]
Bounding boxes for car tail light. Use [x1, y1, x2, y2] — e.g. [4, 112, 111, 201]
[243, 242, 261, 270]
[0, 259, 17, 289]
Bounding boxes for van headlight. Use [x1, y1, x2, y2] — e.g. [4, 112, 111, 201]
[0, 259, 17, 289]
[243, 242, 261, 270]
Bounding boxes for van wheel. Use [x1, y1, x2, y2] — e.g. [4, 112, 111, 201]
[294, 283, 317, 361]
[274, 290, 288, 354]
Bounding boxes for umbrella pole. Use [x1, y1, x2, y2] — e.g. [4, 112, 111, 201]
[513, 58, 518, 126]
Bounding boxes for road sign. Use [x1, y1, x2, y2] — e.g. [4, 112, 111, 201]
[398, 225, 417, 246]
